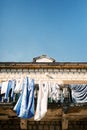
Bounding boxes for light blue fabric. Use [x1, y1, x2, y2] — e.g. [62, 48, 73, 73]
[14, 94, 22, 115]
[4, 80, 12, 101]
[4, 80, 16, 101]
[14, 77, 34, 119]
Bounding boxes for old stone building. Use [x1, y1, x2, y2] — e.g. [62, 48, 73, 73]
[0, 55, 87, 130]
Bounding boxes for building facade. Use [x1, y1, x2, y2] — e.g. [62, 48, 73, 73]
[0, 55, 87, 130]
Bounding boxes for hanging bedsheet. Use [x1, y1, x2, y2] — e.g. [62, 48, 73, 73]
[70, 84, 87, 103]
[14, 77, 34, 119]
[34, 81, 49, 121]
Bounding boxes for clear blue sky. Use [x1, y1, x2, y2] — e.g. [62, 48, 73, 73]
[0, 0, 87, 62]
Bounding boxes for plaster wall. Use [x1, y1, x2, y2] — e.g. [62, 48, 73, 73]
[0, 68, 87, 84]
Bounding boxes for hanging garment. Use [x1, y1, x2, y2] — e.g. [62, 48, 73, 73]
[10, 80, 16, 100]
[1, 81, 8, 94]
[4, 80, 12, 101]
[14, 94, 22, 116]
[4, 80, 16, 101]
[14, 77, 34, 119]
[48, 83, 61, 103]
[34, 82, 48, 121]
[14, 78, 24, 93]
[70, 84, 87, 103]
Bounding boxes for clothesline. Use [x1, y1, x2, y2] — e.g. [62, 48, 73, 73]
[0, 76, 65, 120]
[0, 76, 87, 120]
[1, 78, 87, 84]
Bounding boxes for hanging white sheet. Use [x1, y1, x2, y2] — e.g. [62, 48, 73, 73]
[1, 81, 8, 94]
[34, 81, 49, 121]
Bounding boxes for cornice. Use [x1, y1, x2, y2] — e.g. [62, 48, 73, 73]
[0, 62, 87, 69]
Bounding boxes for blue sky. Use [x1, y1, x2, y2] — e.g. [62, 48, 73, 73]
[0, 0, 87, 62]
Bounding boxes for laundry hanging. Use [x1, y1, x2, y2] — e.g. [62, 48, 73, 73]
[4, 80, 16, 101]
[1, 81, 8, 95]
[34, 81, 49, 121]
[1, 75, 87, 119]
[70, 84, 87, 103]
[14, 76, 34, 119]
[14, 77, 24, 93]
[48, 82, 62, 103]
[0, 80, 16, 102]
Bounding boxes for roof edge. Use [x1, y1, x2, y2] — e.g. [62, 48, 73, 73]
[0, 62, 87, 69]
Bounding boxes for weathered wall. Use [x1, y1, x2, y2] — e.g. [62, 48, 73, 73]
[0, 119, 20, 130]
[0, 68, 87, 84]
[0, 119, 87, 130]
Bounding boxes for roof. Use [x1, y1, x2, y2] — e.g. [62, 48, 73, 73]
[0, 62, 87, 69]
[33, 54, 56, 62]
[0, 55, 87, 69]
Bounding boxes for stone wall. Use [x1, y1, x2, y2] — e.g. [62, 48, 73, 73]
[0, 119, 20, 130]
[0, 68, 87, 84]
[0, 119, 87, 130]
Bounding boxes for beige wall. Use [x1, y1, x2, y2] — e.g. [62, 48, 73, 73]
[0, 68, 87, 84]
